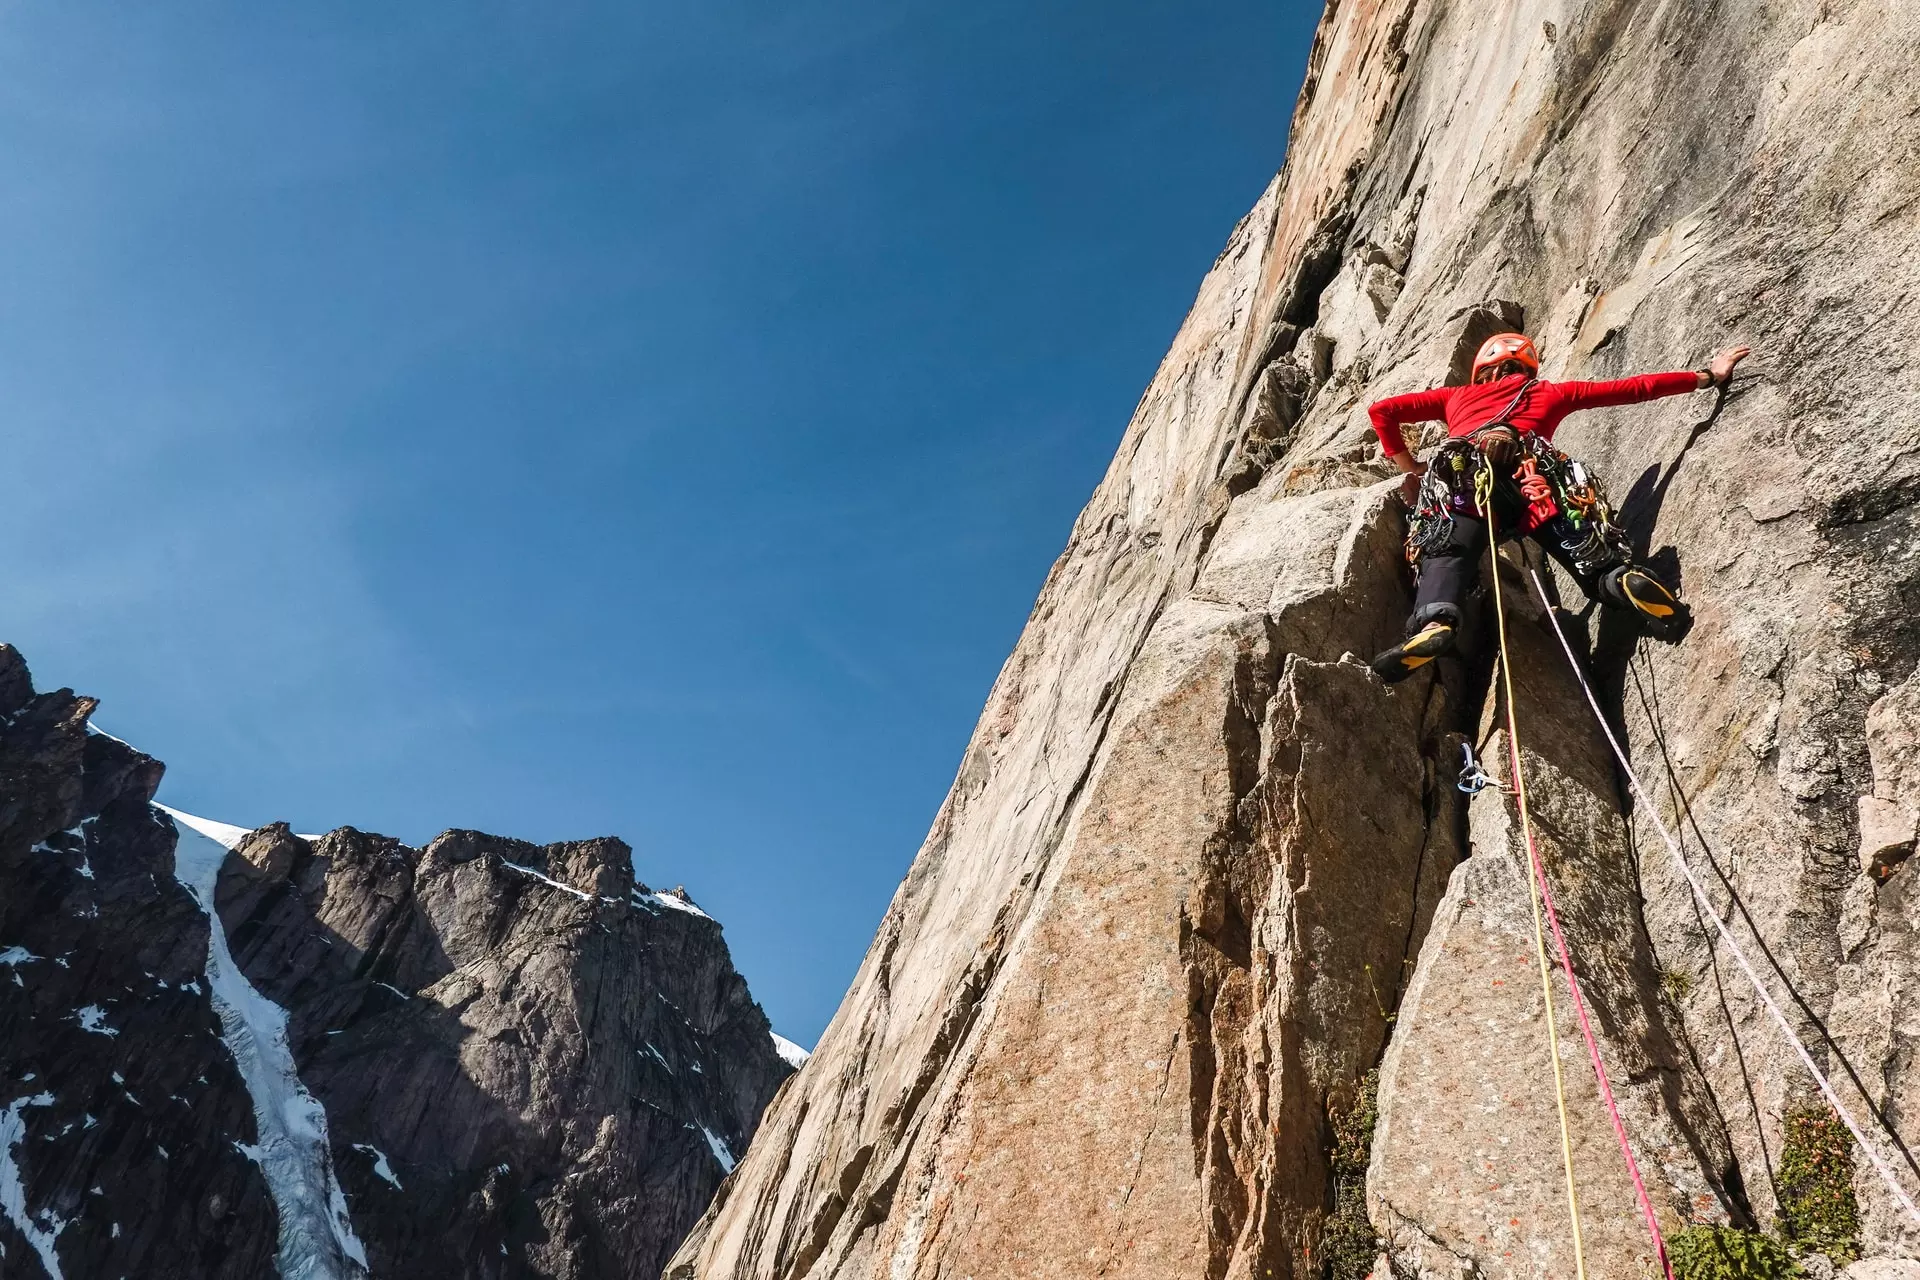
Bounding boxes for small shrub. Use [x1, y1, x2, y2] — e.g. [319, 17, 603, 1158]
[1330, 1068, 1380, 1180]
[1661, 964, 1695, 1004]
[1776, 1104, 1861, 1265]
[1322, 1069, 1382, 1280]
[1670, 1225, 1802, 1280]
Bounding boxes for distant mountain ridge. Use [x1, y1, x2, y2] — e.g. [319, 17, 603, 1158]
[0, 642, 795, 1278]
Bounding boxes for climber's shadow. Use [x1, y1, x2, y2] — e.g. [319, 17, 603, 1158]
[1601, 391, 1738, 660]
[1619, 382, 1747, 542]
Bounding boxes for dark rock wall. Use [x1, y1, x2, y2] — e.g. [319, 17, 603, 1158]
[0, 644, 278, 1278]
[0, 643, 794, 1278]
[214, 822, 793, 1280]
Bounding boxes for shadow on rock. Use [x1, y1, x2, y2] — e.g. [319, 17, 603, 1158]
[216, 822, 792, 1280]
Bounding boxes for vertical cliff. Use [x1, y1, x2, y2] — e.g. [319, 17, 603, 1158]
[0, 643, 794, 1278]
[204, 818, 794, 1280]
[0, 646, 281, 1279]
[671, 0, 1920, 1276]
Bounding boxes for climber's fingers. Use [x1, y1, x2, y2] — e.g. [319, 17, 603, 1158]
[1709, 345, 1752, 384]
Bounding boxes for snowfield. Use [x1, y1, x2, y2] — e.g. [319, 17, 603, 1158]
[770, 1032, 811, 1069]
[161, 805, 371, 1280]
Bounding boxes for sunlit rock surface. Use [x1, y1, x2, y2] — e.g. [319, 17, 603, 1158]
[672, 0, 1920, 1275]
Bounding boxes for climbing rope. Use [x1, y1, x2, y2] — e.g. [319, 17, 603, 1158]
[1528, 567, 1920, 1234]
[1629, 650, 1920, 1188]
[1481, 468, 1676, 1280]
[1478, 468, 1593, 1280]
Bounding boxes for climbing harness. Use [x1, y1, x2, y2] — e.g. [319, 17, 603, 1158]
[1455, 741, 1506, 795]
[1404, 438, 1481, 566]
[1404, 380, 1539, 571]
[1529, 568, 1920, 1235]
[1480, 465, 1675, 1280]
[1405, 426, 1643, 621]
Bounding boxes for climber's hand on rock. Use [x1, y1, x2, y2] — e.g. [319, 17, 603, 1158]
[1707, 345, 1751, 387]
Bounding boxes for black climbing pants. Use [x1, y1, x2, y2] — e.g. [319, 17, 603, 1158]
[1407, 496, 1630, 634]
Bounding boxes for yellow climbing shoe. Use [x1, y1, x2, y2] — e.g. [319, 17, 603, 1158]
[1602, 566, 1691, 640]
[1616, 568, 1678, 619]
[1371, 621, 1455, 684]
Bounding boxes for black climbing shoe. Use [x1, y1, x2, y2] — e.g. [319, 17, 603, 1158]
[1604, 567, 1690, 640]
[1371, 622, 1455, 684]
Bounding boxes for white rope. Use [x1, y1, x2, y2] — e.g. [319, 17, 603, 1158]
[1528, 568, 1920, 1230]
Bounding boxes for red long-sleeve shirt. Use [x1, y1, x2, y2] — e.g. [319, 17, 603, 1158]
[1367, 370, 1701, 456]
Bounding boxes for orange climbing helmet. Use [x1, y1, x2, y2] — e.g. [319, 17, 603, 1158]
[1471, 332, 1540, 383]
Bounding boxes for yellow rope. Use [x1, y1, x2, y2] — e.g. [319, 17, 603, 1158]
[1478, 467, 1589, 1280]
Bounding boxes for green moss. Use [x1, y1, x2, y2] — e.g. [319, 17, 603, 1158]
[1322, 1068, 1381, 1280]
[1776, 1103, 1861, 1265]
[1331, 1068, 1380, 1180]
[1670, 1225, 1803, 1280]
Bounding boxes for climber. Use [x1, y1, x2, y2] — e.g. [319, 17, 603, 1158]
[1367, 333, 1750, 682]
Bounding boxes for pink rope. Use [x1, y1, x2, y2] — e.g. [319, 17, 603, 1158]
[1529, 568, 1920, 1230]
[1504, 721, 1674, 1280]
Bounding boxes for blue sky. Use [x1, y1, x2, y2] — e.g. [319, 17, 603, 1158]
[0, 2, 1318, 1044]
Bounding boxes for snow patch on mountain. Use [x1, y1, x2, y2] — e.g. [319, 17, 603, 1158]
[2, 1091, 65, 1279]
[72, 1005, 117, 1037]
[82, 721, 132, 747]
[770, 1032, 811, 1068]
[161, 805, 371, 1280]
[351, 1144, 403, 1191]
[500, 859, 593, 902]
[652, 890, 713, 920]
[697, 1124, 737, 1173]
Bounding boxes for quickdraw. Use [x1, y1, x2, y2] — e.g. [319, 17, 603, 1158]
[1456, 741, 1508, 795]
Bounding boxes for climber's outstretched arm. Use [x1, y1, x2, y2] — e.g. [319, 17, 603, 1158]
[1556, 345, 1752, 411]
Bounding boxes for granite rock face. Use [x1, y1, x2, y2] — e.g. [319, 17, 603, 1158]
[1372, 578, 1733, 1279]
[0, 644, 794, 1278]
[672, 0, 1920, 1275]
